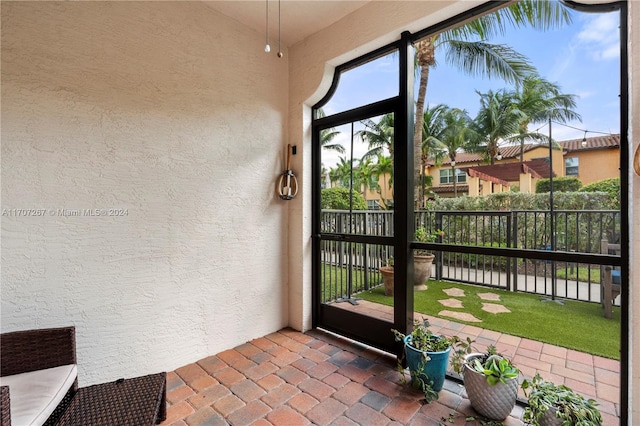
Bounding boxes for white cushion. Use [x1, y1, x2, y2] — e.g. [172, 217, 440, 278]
[0, 364, 77, 426]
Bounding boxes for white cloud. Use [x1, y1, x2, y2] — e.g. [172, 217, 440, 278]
[574, 13, 619, 61]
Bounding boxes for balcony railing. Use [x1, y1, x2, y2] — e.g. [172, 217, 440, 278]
[319, 209, 621, 304]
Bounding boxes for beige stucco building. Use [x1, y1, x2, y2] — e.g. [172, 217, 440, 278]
[2, 1, 638, 422]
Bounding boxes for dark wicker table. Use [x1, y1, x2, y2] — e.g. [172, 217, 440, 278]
[56, 372, 166, 426]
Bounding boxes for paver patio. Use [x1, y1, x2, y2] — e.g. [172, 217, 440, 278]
[161, 307, 620, 425]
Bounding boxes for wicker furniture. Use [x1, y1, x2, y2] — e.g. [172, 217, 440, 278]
[56, 373, 166, 426]
[0, 326, 78, 426]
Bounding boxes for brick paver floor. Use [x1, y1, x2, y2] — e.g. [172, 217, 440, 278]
[161, 308, 620, 425]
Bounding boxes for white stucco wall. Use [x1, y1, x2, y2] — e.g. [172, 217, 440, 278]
[1, 2, 289, 385]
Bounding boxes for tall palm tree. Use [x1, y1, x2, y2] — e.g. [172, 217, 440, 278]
[358, 113, 394, 160]
[471, 89, 525, 164]
[509, 75, 581, 162]
[436, 108, 476, 196]
[418, 104, 448, 206]
[412, 1, 571, 204]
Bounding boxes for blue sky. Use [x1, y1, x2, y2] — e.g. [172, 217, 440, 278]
[321, 4, 620, 169]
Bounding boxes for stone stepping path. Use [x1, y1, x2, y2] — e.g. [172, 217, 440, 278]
[478, 292, 501, 301]
[482, 302, 511, 314]
[437, 288, 510, 322]
[438, 298, 464, 308]
[443, 288, 465, 297]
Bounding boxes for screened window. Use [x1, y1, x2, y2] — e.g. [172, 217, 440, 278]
[440, 168, 467, 184]
[565, 157, 579, 176]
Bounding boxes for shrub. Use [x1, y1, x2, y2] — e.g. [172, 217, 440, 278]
[536, 177, 582, 193]
[321, 187, 367, 210]
[580, 178, 620, 209]
[424, 192, 612, 211]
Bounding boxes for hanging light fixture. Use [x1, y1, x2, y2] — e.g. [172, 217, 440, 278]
[264, 0, 270, 52]
[581, 131, 588, 147]
[276, 0, 283, 58]
[264, 0, 283, 58]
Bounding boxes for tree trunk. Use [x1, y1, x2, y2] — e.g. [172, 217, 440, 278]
[413, 38, 436, 209]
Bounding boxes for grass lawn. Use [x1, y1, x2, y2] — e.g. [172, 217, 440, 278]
[358, 279, 621, 360]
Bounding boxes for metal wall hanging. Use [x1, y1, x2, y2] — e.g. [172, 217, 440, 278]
[277, 144, 298, 200]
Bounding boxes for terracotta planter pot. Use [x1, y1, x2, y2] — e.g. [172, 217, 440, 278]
[379, 266, 394, 296]
[463, 354, 518, 421]
[414, 253, 435, 288]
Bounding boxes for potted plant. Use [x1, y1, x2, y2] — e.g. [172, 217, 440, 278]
[413, 227, 443, 288]
[454, 345, 520, 421]
[392, 318, 461, 403]
[522, 373, 602, 426]
[379, 229, 443, 294]
[379, 257, 394, 296]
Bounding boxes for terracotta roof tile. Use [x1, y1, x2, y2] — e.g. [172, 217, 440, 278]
[558, 134, 620, 152]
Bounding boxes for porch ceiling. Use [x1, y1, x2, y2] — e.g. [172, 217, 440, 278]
[203, 1, 371, 48]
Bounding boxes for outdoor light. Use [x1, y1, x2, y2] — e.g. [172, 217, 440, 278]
[581, 131, 588, 147]
[451, 160, 456, 166]
[495, 152, 502, 161]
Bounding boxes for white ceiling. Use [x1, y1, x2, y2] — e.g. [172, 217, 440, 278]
[203, 1, 371, 48]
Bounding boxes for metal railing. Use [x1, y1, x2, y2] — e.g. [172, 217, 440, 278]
[320, 209, 621, 305]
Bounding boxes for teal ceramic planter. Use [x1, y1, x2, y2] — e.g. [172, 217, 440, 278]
[403, 335, 451, 392]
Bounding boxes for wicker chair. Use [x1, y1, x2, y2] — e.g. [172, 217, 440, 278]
[0, 326, 78, 426]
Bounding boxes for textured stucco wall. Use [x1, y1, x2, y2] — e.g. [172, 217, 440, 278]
[1, 2, 289, 385]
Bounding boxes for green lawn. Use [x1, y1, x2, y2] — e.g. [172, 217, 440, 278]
[358, 279, 620, 360]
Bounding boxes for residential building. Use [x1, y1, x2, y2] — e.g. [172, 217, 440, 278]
[427, 134, 620, 197]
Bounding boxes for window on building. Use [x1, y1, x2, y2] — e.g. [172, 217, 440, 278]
[367, 200, 381, 210]
[565, 157, 579, 176]
[440, 168, 467, 184]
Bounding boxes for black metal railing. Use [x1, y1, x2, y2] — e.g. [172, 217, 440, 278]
[319, 209, 621, 305]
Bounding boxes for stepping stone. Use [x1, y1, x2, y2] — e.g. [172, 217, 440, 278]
[478, 292, 501, 301]
[438, 298, 464, 309]
[443, 288, 465, 297]
[438, 310, 482, 323]
[481, 303, 511, 314]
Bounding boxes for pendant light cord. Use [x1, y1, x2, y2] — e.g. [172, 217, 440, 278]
[264, 0, 270, 53]
[277, 0, 283, 58]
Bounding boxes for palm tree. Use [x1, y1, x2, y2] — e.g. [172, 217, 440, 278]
[436, 108, 476, 196]
[318, 108, 345, 153]
[418, 104, 448, 206]
[354, 158, 380, 198]
[509, 75, 581, 162]
[471, 89, 525, 164]
[373, 154, 394, 209]
[329, 156, 354, 188]
[358, 113, 394, 160]
[412, 1, 571, 204]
